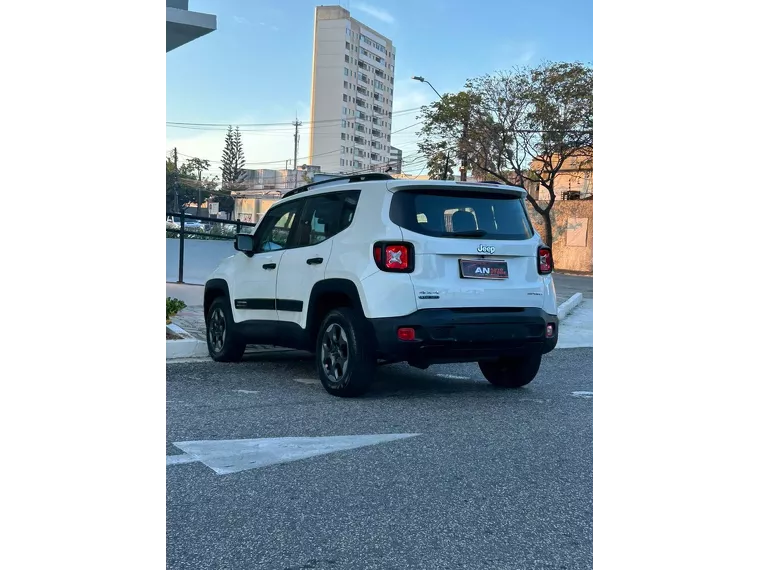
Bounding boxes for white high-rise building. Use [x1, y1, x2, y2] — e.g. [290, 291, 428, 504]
[308, 5, 396, 175]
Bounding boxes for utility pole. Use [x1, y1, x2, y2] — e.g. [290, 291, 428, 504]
[172, 147, 179, 212]
[293, 116, 302, 189]
[197, 164, 203, 216]
[460, 118, 468, 182]
[443, 151, 450, 181]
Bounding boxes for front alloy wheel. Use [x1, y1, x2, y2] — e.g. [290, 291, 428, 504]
[205, 296, 246, 362]
[208, 306, 226, 353]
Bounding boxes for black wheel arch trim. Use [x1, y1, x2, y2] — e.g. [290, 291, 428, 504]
[204, 279, 231, 318]
[305, 279, 365, 335]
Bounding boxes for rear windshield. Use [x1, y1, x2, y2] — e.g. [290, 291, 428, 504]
[389, 189, 534, 240]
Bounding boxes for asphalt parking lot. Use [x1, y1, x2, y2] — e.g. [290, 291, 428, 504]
[167, 348, 593, 570]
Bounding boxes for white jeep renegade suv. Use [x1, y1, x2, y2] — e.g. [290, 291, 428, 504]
[204, 173, 558, 397]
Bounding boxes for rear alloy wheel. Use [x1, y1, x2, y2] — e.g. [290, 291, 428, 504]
[206, 297, 246, 362]
[478, 353, 542, 388]
[316, 308, 375, 397]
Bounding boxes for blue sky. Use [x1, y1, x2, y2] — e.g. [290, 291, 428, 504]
[167, 0, 592, 176]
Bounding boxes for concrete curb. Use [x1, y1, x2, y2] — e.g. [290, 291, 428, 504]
[166, 323, 208, 360]
[558, 292, 583, 321]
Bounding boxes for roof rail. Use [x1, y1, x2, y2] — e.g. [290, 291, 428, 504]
[281, 172, 394, 198]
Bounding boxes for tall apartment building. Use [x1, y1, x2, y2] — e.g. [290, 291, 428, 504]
[308, 6, 396, 175]
[389, 146, 402, 173]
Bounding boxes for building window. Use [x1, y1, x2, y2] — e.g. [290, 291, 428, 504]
[344, 81, 348, 89]
[345, 41, 350, 50]
[345, 55, 349, 63]
[344, 67, 349, 76]
[340, 158, 344, 166]
[343, 94, 348, 102]
[341, 133, 346, 140]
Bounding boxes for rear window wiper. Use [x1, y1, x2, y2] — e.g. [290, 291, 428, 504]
[449, 230, 488, 237]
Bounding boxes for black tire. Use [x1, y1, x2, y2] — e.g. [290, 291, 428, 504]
[478, 352, 542, 388]
[206, 296, 246, 362]
[315, 308, 376, 397]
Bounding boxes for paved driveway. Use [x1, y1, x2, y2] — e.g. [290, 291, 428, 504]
[167, 348, 593, 569]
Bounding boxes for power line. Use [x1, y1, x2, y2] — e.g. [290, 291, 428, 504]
[170, 122, 424, 169]
[166, 107, 421, 129]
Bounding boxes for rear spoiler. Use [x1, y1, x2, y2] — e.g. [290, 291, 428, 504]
[388, 181, 527, 198]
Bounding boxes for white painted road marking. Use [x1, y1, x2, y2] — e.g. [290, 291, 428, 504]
[436, 374, 470, 380]
[234, 389, 259, 394]
[166, 434, 421, 475]
[571, 391, 593, 398]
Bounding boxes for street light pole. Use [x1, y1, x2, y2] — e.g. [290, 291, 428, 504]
[412, 75, 456, 181]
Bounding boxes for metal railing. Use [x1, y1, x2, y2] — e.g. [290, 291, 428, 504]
[166, 211, 256, 284]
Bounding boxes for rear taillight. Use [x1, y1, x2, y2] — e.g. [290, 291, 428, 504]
[373, 242, 415, 273]
[538, 246, 553, 274]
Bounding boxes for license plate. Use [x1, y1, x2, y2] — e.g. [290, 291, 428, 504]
[459, 259, 509, 279]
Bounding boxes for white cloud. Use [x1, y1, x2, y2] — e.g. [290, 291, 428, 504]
[495, 41, 538, 67]
[233, 16, 250, 25]
[353, 2, 395, 24]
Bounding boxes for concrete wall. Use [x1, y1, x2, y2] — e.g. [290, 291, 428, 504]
[527, 201, 593, 274]
[167, 239, 236, 285]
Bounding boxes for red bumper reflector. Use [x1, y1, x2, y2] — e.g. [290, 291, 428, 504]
[546, 324, 555, 338]
[397, 327, 416, 341]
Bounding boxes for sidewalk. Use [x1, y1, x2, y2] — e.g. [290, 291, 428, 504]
[554, 272, 593, 306]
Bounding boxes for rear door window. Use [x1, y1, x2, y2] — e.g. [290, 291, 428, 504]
[389, 188, 534, 240]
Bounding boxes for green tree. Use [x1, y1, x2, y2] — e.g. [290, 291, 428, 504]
[183, 157, 211, 215]
[418, 62, 593, 246]
[423, 143, 454, 180]
[221, 126, 246, 187]
[166, 158, 198, 212]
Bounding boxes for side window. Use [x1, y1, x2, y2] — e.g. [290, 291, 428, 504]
[294, 190, 361, 247]
[253, 200, 301, 252]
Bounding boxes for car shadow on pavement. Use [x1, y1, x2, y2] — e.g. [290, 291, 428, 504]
[367, 367, 502, 398]
[236, 350, 536, 399]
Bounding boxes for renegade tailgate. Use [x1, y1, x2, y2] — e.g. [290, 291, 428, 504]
[388, 184, 546, 310]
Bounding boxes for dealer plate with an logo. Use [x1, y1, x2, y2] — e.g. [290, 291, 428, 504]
[459, 259, 509, 280]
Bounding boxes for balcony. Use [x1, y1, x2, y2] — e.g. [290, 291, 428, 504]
[357, 86, 369, 96]
[373, 105, 382, 114]
[359, 74, 369, 84]
[372, 129, 381, 138]
[355, 137, 366, 146]
[166, 0, 217, 52]
[356, 124, 366, 133]
[356, 98, 367, 108]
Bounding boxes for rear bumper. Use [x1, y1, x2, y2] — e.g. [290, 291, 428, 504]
[369, 307, 558, 365]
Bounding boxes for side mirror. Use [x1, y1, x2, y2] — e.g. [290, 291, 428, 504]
[234, 234, 255, 257]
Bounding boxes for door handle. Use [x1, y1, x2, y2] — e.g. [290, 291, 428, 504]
[306, 257, 324, 265]
[262, 263, 277, 270]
